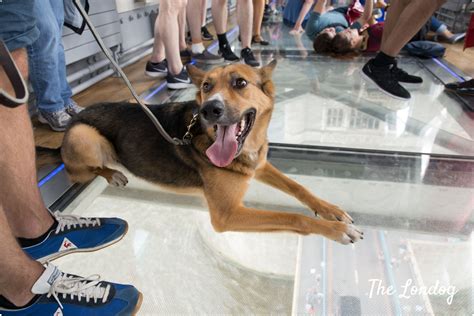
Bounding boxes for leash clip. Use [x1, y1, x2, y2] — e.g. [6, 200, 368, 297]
[178, 113, 199, 145]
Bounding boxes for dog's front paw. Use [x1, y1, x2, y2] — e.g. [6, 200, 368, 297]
[108, 171, 128, 188]
[326, 222, 363, 245]
[315, 201, 354, 224]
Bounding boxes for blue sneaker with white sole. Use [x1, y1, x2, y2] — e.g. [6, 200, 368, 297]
[22, 212, 128, 263]
[0, 264, 142, 316]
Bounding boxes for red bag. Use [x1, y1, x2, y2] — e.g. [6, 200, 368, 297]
[346, 0, 364, 25]
[464, 13, 474, 50]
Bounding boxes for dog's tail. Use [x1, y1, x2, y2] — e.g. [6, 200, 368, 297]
[36, 146, 62, 168]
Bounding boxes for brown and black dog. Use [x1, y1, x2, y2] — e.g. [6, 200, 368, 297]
[54, 60, 362, 244]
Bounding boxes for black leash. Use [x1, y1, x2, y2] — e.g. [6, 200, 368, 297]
[0, 40, 29, 108]
[73, 0, 195, 145]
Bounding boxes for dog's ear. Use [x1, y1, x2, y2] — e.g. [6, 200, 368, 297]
[260, 59, 277, 77]
[187, 64, 205, 86]
[258, 59, 277, 97]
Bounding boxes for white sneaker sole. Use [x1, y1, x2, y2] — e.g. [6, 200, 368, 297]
[36, 223, 129, 264]
[145, 70, 167, 78]
[167, 82, 193, 90]
[360, 69, 411, 101]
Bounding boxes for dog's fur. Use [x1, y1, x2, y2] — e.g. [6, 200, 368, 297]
[50, 61, 362, 244]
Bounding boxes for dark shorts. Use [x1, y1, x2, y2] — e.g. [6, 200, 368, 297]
[0, 0, 39, 51]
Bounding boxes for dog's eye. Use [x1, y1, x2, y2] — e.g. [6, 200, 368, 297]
[234, 78, 247, 89]
[202, 82, 211, 93]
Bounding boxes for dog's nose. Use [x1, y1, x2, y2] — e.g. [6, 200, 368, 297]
[200, 100, 225, 122]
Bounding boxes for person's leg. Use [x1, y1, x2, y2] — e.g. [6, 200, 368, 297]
[27, 0, 71, 131]
[212, 0, 228, 35]
[362, 0, 445, 99]
[150, 17, 166, 64]
[0, 47, 45, 307]
[212, 0, 240, 61]
[381, 0, 446, 56]
[0, 204, 44, 307]
[238, 0, 260, 66]
[379, 0, 406, 50]
[188, 0, 205, 49]
[290, 0, 313, 34]
[50, 0, 83, 115]
[178, 4, 188, 52]
[0, 49, 54, 239]
[200, 0, 215, 40]
[201, 0, 208, 27]
[430, 16, 465, 43]
[50, 0, 71, 106]
[252, 0, 265, 38]
[187, 0, 223, 63]
[159, 0, 186, 75]
[238, 0, 253, 49]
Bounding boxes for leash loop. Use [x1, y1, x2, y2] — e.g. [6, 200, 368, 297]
[73, 0, 192, 146]
[0, 40, 29, 108]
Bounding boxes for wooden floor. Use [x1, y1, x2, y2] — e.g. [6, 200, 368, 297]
[34, 26, 473, 149]
[445, 42, 474, 77]
[33, 57, 159, 148]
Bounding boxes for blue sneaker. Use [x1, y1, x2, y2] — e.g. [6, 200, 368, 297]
[22, 212, 128, 263]
[0, 264, 142, 315]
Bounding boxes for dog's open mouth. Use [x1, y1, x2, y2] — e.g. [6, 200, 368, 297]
[206, 109, 256, 167]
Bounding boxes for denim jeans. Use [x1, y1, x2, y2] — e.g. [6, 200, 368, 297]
[0, 0, 39, 51]
[430, 16, 447, 34]
[27, 0, 73, 113]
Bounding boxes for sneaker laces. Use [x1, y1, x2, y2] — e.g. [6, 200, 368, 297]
[48, 273, 111, 310]
[53, 211, 101, 234]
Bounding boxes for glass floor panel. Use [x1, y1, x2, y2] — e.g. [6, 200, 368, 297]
[48, 19, 473, 316]
[144, 23, 473, 157]
[153, 54, 473, 157]
[57, 150, 473, 315]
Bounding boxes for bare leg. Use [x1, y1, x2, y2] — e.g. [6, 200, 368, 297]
[178, 3, 188, 51]
[201, 0, 208, 27]
[290, 0, 313, 34]
[212, 0, 228, 34]
[381, 0, 446, 56]
[0, 49, 54, 239]
[238, 0, 253, 48]
[150, 16, 166, 63]
[188, 0, 204, 45]
[252, 0, 265, 38]
[157, 0, 187, 75]
[0, 49, 47, 307]
[379, 0, 405, 51]
[0, 205, 44, 306]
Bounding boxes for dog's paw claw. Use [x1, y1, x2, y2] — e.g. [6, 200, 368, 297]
[330, 223, 363, 245]
[108, 171, 128, 187]
[317, 204, 354, 224]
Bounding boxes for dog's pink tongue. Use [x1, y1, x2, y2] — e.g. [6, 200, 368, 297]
[206, 123, 238, 167]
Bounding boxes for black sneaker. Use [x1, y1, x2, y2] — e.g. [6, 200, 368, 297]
[166, 67, 193, 90]
[180, 49, 192, 64]
[218, 43, 240, 62]
[145, 59, 168, 78]
[241, 47, 260, 67]
[192, 49, 224, 64]
[361, 59, 411, 100]
[201, 26, 214, 41]
[445, 79, 474, 96]
[392, 61, 423, 84]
